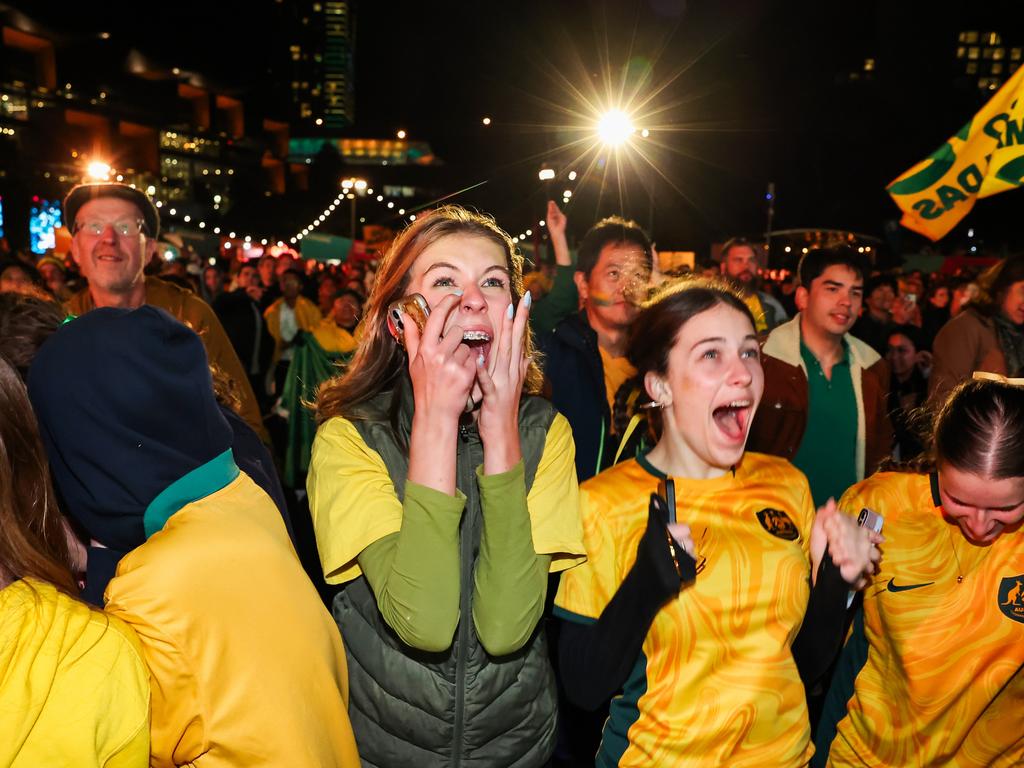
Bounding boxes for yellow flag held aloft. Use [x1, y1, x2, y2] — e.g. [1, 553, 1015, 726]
[888, 64, 1024, 241]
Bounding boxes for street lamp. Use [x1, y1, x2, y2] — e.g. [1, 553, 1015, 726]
[85, 160, 112, 181]
[342, 177, 367, 239]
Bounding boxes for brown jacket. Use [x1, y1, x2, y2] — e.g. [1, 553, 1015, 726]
[747, 315, 893, 481]
[928, 308, 1006, 405]
[66, 276, 269, 443]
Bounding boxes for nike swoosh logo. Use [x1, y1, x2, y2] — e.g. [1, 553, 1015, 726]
[886, 578, 935, 593]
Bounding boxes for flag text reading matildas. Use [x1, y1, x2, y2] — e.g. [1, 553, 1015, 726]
[888, 65, 1024, 240]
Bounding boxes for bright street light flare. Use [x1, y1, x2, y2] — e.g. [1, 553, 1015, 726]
[597, 110, 635, 147]
[85, 160, 112, 181]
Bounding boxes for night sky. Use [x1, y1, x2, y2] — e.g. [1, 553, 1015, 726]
[17, 0, 1024, 255]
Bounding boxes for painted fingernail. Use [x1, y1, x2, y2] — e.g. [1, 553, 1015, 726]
[453, 289, 464, 297]
[477, 352, 485, 367]
[506, 302, 514, 319]
[523, 291, 533, 308]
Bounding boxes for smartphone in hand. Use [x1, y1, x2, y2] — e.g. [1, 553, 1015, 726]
[386, 293, 430, 347]
[857, 507, 884, 534]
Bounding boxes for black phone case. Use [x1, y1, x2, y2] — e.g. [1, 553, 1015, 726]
[658, 478, 676, 525]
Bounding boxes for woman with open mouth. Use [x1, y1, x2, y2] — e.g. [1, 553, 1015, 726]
[554, 277, 881, 767]
[307, 205, 586, 767]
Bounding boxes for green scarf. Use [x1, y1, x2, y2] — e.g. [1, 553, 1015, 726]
[281, 331, 354, 487]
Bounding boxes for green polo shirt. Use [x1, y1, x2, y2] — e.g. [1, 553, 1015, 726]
[792, 339, 858, 508]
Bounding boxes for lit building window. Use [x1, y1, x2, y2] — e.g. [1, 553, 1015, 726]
[962, 31, 979, 44]
[966, 61, 979, 74]
[986, 31, 1001, 45]
[968, 47, 980, 60]
[993, 47, 1006, 60]
[863, 58, 875, 71]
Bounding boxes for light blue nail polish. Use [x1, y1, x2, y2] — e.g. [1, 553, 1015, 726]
[523, 291, 533, 309]
[453, 289, 464, 297]
[506, 303, 514, 319]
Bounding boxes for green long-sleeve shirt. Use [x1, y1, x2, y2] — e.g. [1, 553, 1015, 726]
[358, 461, 550, 655]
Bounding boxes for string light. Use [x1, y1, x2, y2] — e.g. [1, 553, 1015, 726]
[287, 178, 430, 245]
[151, 192, 386, 260]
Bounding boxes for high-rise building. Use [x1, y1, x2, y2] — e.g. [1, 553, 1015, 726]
[284, 0, 355, 133]
[956, 30, 1022, 92]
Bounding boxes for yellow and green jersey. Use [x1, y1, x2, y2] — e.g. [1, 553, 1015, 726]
[554, 452, 817, 767]
[820, 471, 1024, 767]
[744, 292, 768, 333]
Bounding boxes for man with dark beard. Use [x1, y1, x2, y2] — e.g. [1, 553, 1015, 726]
[719, 237, 787, 333]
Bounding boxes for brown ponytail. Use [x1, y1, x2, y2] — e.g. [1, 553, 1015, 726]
[0, 356, 78, 595]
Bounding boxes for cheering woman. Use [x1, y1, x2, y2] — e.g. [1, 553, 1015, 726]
[555, 278, 880, 767]
[309, 205, 585, 767]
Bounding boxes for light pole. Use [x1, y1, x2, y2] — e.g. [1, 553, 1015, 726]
[342, 177, 367, 240]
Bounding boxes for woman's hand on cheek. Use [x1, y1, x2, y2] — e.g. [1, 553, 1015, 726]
[477, 293, 531, 473]
[406, 293, 478, 423]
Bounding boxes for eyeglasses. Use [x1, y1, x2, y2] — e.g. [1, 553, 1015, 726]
[73, 219, 146, 237]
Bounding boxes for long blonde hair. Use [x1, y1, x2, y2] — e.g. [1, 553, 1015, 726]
[316, 205, 543, 423]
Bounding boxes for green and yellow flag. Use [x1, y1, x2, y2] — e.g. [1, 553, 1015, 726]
[888, 64, 1024, 240]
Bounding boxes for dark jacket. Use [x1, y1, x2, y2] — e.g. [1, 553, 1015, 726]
[538, 311, 615, 482]
[850, 313, 893, 356]
[29, 307, 293, 604]
[748, 315, 893, 481]
[335, 382, 560, 767]
[66, 276, 268, 443]
[213, 288, 274, 382]
[889, 366, 929, 460]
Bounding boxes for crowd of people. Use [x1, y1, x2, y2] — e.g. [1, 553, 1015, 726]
[0, 181, 1021, 767]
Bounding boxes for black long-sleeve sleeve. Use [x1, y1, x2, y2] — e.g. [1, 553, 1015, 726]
[791, 548, 853, 686]
[558, 494, 696, 711]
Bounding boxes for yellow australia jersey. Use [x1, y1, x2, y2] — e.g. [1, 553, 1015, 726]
[554, 452, 817, 768]
[744, 292, 768, 333]
[0, 578, 150, 768]
[824, 472, 1024, 767]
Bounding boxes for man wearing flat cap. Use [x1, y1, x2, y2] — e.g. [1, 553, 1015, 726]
[63, 182, 268, 442]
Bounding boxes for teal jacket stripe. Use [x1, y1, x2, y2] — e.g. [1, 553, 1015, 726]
[812, 606, 870, 767]
[143, 449, 239, 538]
[552, 606, 597, 626]
[597, 652, 649, 767]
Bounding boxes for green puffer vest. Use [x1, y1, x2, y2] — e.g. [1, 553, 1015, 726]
[336, 380, 559, 768]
